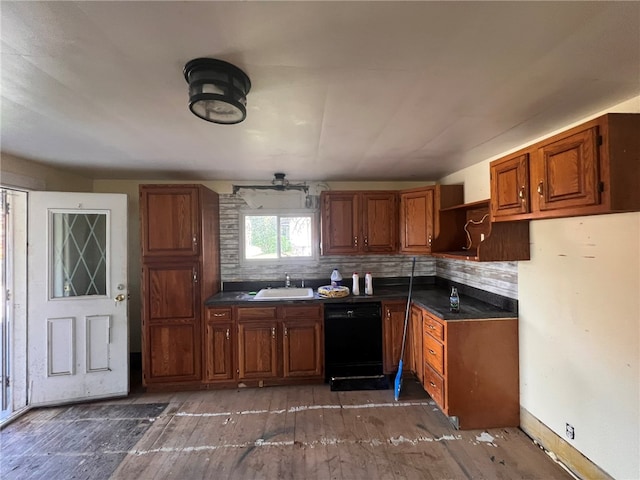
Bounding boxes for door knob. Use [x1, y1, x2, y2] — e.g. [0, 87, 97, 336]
[114, 293, 126, 304]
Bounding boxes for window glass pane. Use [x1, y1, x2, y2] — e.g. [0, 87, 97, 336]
[280, 216, 312, 257]
[244, 215, 277, 259]
[51, 212, 107, 298]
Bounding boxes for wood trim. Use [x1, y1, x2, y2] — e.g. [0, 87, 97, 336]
[520, 407, 613, 480]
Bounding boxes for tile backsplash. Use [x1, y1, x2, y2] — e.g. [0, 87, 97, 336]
[220, 194, 517, 298]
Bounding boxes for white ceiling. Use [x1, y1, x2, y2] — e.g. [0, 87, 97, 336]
[1, 1, 639, 182]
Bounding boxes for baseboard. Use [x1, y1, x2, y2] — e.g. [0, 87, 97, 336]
[520, 407, 613, 480]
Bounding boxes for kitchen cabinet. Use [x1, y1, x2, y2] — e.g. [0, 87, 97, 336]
[320, 191, 398, 255]
[382, 300, 410, 374]
[409, 304, 423, 383]
[281, 305, 323, 378]
[204, 307, 234, 382]
[430, 200, 530, 261]
[399, 185, 463, 254]
[140, 184, 220, 388]
[421, 310, 519, 430]
[490, 113, 640, 221]
[236, 304, 323, 382]
[142, 261, 202, 384]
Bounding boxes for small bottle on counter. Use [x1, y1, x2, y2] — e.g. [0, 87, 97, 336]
[331, 268, 342, 287]
[352, 272, 360, 296]
[449, 286, 460, 313]
[365, 272, 373, 295]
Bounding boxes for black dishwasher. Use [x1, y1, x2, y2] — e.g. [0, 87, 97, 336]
[324, 302, 388, 390]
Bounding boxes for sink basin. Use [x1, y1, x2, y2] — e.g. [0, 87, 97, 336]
[253, 287, 314, 301]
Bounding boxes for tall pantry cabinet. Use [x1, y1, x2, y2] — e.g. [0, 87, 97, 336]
[140, 184, 220, 388]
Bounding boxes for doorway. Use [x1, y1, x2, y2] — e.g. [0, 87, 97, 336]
[1, 188, 28, 425]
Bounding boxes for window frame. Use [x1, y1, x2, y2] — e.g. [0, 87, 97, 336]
[239, 209, 319, 265]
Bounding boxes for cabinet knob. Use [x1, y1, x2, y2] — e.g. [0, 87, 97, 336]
[429, 349, 436, 355]
[428, 325, 435, 330]
[271, 327, 276, 338]
[364, 236, 368, 246]
[284, 327, 288, 337]
[429, 381, 436, 388]
[537, 181, 544, 196]
[193, 270, 198, 283]
[226, 328, 230, 340]
[192, 235, 198, 248]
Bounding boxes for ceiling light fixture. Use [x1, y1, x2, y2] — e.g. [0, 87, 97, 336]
[232, 173, 309, 194]
[183, 58, 251, 124]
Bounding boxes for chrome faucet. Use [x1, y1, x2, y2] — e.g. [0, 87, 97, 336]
[285, 273, 291, 288]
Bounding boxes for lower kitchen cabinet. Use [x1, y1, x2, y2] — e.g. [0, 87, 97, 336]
[147, 322, 200, 382]
[382, 300, 410, 374]
[281, 305, 323, 378]
[204, 307, 235, 382]
[409, 304, 423, 383]
[235, 304, 323, 383]
[422, 310, 519, 430]
[237, 306, 279, 380]
[142, 262, 202, 385]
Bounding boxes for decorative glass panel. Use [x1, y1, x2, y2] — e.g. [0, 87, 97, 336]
[51, 212, 107, 298]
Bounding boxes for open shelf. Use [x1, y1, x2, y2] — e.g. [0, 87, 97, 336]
[431, 199, 530, 262]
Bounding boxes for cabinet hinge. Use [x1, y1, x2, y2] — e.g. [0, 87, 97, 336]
[596, 135, 603, 146]
[599, 181, 605, 193]
[4, 376, 9, 387]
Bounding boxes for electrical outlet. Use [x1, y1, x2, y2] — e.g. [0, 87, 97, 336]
[566, 423, 575, 440]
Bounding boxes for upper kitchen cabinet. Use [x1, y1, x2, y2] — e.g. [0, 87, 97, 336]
[140, 185, 201, 258]
[399, 185, 464, 254]
[140, 184, 221, 389]
[431, 200, 530, 261]
[491, 113, 640, 222]
[320, 191, 398, 255]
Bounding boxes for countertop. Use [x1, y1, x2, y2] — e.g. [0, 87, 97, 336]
[204, 284, 517, 321]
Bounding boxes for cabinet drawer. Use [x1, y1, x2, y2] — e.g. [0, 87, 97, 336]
[236, 306, 278, 321]
[206, 307, 232, 322]
[423, 364, 445, 408]
[424, 334, 444, 375]
[423, 315, 444, 341]
[281, 304, 322, 319]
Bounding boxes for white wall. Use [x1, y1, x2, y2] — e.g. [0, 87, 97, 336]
[440, 95, 640, 479]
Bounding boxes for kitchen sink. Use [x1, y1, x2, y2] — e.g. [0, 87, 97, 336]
[253, 287, 315, 300]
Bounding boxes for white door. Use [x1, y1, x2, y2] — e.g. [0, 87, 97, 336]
[28, 192, 128, 406]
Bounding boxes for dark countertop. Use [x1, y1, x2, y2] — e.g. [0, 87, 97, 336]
[204, 283, 517, 321]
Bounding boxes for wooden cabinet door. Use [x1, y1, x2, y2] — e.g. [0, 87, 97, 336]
[490, 152, 530, 218]
[146, 323, 200, 382]
[204, 321, 234, 382]
[143, 262, 199, 322]
[535, 127, 599, 212]
[409, 305, 423, 383]
[282, 319, 323, 378]
[361, 192, 398, 253]
[320, 192, 360, 255]
[237, 321, 278, 380]
[142, 262, 201, 383]
[399, 188, 434, 254]
[140, 185, 200, 258]
[382, 301, 410, 373]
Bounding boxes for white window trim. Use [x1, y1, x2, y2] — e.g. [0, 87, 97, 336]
[239, 209, 319, 265]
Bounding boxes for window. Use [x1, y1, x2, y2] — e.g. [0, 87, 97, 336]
[241, 211, 317, 261]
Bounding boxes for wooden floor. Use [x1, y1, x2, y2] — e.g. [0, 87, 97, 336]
[2, 379, 574, 480]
